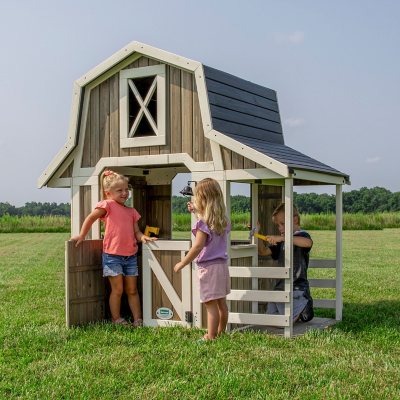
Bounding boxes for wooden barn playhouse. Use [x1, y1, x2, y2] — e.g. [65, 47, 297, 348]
[38, 41, 349, 338]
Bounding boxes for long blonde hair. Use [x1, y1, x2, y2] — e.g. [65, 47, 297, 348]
[193, 178, 228, 235]
[100, 169, 128, 200]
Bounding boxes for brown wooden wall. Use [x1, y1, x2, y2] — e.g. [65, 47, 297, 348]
[79, 186, 92, 239]
[221, 147, 264, 170]
[81, 56, 211, 168]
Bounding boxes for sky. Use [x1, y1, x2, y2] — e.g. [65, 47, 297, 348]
[1, 0, 399, 206]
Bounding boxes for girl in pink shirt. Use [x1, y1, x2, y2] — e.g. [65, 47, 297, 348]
[71, 170, 156, 326]
[174, 178, 231, 340]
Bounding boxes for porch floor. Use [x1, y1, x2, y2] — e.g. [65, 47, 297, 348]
[230, 317, 339, 337]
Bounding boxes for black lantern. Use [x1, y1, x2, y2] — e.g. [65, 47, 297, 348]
[179, 181, 196, 197]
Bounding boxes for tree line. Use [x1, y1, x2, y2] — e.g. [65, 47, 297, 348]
[173, 187, 400, 214]
[0, 202, 70, 217]
[1, 187, 399, 217]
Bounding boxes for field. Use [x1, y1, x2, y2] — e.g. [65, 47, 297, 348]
[0, 231, 399, 399]
[1, 212, 400, 233]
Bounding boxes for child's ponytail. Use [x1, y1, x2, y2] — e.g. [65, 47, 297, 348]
[100, 170, 128, 199]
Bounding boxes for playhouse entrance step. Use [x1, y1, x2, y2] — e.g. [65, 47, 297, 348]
[231, 317, 338, 337]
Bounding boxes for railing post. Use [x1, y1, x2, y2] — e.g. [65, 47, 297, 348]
[284, 179, 293, 338]
[336, 184, 343, 320]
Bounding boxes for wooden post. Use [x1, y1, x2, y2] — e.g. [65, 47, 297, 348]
[251, 183, 259, 314]
[336, 184, 343, 320]
[284, 179, 293, 338]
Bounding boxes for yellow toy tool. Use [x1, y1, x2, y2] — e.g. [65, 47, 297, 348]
[248, 227, 269, 242]
[144, 226, 160, 238]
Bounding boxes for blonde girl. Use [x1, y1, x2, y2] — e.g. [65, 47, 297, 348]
[71, 170, 156, 326]
[174, 178, 231, 340]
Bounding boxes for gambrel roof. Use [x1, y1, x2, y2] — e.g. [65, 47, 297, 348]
[38, 41, 349, 188]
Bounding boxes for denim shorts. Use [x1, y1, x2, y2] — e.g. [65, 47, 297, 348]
[102, 253, 138, 277]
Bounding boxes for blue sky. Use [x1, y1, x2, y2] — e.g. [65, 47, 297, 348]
[1, 0, 399, 205]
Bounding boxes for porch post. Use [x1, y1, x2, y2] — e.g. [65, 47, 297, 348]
[335, 184, 343, 320]
[251, 183, 259, 314]
[284, 178, 293, 338]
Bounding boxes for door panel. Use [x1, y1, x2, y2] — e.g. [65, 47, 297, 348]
[142, 241, 191, 327]
[65, 240, 105, 326]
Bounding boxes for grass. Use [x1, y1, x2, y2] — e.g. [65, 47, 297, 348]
[1, 231, 400, 399]
[1, 212, 400, 233]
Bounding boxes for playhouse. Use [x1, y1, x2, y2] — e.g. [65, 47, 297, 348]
[38, 41, 349, 337]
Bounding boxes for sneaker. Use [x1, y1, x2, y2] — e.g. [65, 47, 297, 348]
[299, 300, 314, 322]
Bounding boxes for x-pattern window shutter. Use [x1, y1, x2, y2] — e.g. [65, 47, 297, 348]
[120, 64, 166, 148]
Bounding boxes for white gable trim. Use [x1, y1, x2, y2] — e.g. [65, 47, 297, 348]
[37, 82, 82, 188]
[76, 41, 201, 87]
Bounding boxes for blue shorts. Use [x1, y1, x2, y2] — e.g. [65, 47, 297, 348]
[102, 253, 138, 277]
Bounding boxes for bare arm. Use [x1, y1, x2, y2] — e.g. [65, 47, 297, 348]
[70, 208, 106, 246]
[133, 222, 158, 244]
[174, 230, 207, 272]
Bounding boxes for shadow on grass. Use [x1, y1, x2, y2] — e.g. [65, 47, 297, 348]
[316, 301, 400, 333]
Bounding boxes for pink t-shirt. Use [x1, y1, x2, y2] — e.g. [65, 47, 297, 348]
[192, 219, 231, 268]
[96, 199, 141, 256]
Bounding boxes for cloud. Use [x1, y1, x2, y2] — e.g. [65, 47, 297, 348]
[284, 117, 305, 128]
[366, 156, 381, 164]
[273, 31, 305, 45]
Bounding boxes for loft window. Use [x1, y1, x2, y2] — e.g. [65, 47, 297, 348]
[120, 64, 166, 148]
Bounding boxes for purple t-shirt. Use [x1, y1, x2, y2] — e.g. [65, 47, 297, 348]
[192, 219, 231, 267]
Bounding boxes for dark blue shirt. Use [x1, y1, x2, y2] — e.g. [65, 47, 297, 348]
[269, 230, 312, 291]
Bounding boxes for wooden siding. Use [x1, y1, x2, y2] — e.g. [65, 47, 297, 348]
[60, 161, 74, 178]
[204, 65, 284, 145]
[221, 146, 263, 170]
[81, 57, 211, 168]
[79, 186, 92, 239]
[66, 240, 105, 326]
[145, 185, 172, 239]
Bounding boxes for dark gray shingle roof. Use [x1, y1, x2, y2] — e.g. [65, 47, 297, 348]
[203, 65, 349, 180]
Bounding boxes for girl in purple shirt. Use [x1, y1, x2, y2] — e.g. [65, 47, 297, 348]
[174, 178, 231, 341]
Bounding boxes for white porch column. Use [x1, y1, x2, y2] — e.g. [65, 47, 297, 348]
[284, 178, 294, 338]
[335, 184, 343, 320]
[251, 183, 259, 313]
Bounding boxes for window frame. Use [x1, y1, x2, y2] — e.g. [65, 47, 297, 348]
[119, 64, 166, 148]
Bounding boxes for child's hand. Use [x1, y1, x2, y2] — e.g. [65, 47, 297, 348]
[187, 202, 194, 213]
[267, 235, 284, 246]
[70, 235, 84, 247]
[140, 235, 158, 244]
[141, 235, 157, 243]
[174, 262, 184, 272]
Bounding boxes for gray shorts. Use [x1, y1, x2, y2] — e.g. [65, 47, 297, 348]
[267, 290, 309, 321]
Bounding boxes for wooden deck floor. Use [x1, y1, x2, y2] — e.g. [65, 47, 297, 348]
[231, 317, 339, 337]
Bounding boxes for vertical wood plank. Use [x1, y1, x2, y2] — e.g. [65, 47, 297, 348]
[90, 86, 100, 167]
[232, 151, 244, 170]
[192, 78, 204, 161]
[109, 74, 120, 158]
[81, 107, 91, 167]
[99, 79, 110, 159]
[160, 66, 171, 155]
[181, 70, 193, 157]
[244, 157, 256, 169]
[221, 147, 232, 170]
[170, 66, 182, 154]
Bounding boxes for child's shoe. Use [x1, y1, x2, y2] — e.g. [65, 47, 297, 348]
[132, 319, 143, 327]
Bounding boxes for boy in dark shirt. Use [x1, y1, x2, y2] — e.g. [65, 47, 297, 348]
[258, 203, 314, 322]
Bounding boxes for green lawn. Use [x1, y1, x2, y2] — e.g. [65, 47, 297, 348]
[0, 231, 399, 399]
